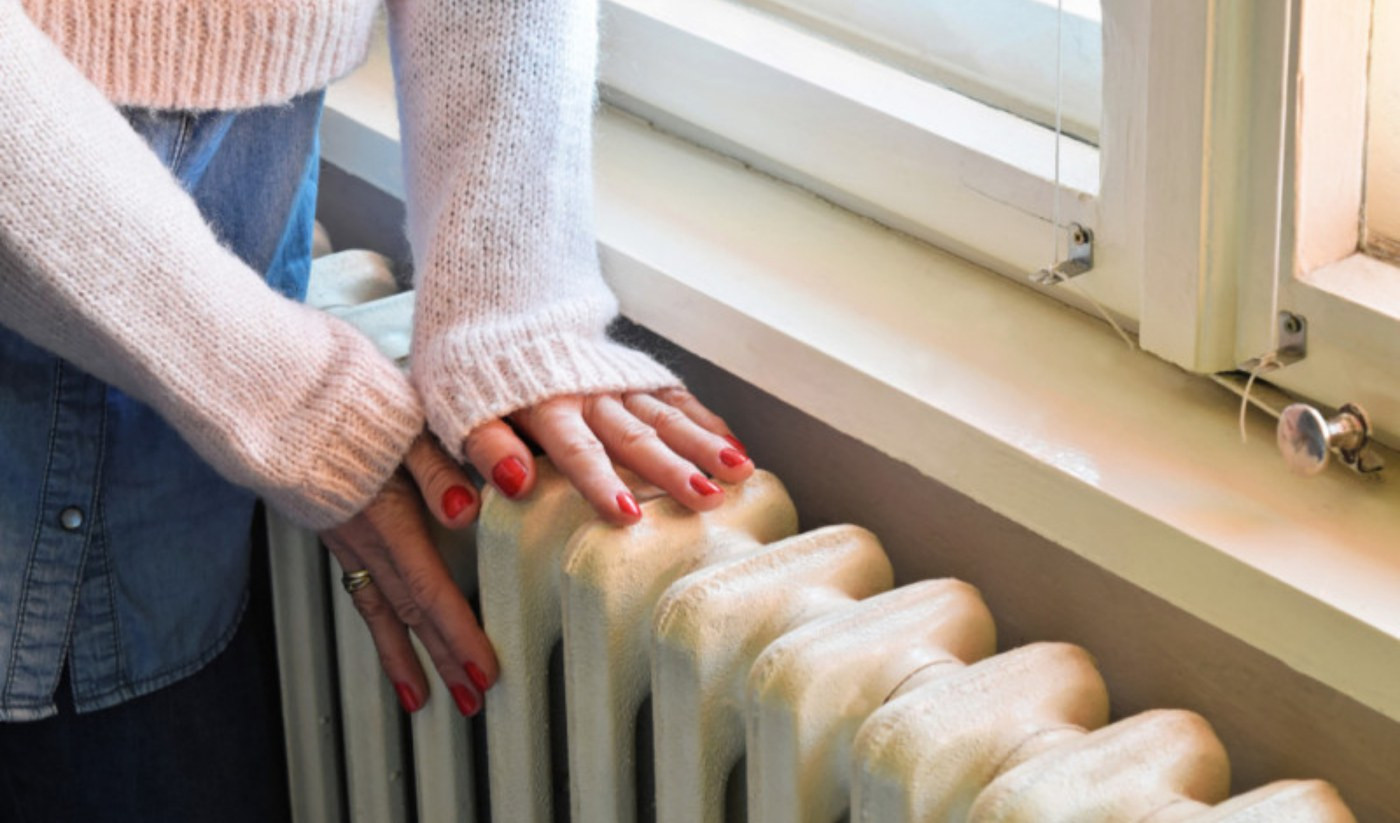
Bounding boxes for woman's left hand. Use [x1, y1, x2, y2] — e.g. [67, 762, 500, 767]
[320, 435, 495, 716]
[459, 388, 754, 525]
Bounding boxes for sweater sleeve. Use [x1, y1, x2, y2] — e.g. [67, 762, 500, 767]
[386, 0, 681, 461]
[0, 3, 422, 530]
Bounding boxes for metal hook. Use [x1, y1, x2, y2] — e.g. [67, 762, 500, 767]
[1030, 223, 1094, 285]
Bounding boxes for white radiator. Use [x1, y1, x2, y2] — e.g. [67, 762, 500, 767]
[265, 249, 1359, 822]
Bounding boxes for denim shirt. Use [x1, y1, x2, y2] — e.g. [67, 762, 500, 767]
[0, 92, 324, 721]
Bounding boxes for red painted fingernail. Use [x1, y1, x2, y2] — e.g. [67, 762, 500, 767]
[450, 683, 481, 717]
[724, 435, 748, 454]
[442, 485, 474, 519]
[465, 661, 490, 693]
[395, 682, 422, 713]
[616, 491, 642, 520]
[719, 448, 749, 468]
[492, 457, 528, 498]
[689, 473, 723, 496]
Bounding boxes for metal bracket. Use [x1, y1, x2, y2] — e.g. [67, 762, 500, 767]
[1243, 311, 1307, 371]
[1030, 223, 1094, 285]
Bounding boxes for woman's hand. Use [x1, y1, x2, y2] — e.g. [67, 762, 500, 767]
[319, 435, 495, 716]
[461, 388, 753, 525]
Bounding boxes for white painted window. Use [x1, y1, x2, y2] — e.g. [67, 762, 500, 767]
[598, 0, 1400, 448]
[736, 0, 1103, 144]
[1219, 0, 1400, 448]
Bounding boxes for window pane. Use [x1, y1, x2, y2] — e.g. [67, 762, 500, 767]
[739, 0, 1102, 144]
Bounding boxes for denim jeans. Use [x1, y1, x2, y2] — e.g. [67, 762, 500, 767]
[0, 91, 322, 819]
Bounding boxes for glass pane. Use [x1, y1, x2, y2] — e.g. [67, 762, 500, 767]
[740, 0, 1103, 144]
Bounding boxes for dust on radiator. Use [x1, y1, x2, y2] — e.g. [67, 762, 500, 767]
[267, 247, 1356, 822]
[268, 464, 1355, 823]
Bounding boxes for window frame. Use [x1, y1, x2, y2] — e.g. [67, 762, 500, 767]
[1179, 0, 1400, 448]
[600, 0, 1400, 449]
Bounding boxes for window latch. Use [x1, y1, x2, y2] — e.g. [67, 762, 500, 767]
[1030, 223, 1094, 285]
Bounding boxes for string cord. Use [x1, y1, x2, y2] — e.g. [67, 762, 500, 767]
[1051, 0, 1064, 267]
[1238, 353, 1279, 444]
[1238, 0, 1296, 443]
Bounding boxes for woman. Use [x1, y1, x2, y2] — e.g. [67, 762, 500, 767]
[0, 0, 752, 818]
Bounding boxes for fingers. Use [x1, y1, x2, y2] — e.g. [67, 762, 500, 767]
[474, 388, 750, 525]
[462, 418, 537, 501]
[654, 387, 743, 448]
[372, 580, 483, 718]
[404, 434, 480, 529]
[586, 394, 732, 513]
[514, 396, 643, 525]
[358, 486, 499, 686]
[323, 536, 429, 714]
[321, 478, 501, 717]
[622, 392, 753, 485]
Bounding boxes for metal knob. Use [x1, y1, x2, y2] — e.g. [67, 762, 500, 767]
[1276, 403, 1372, 476]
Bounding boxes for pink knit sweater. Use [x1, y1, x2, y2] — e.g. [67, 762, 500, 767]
[0, 0, 678, 529]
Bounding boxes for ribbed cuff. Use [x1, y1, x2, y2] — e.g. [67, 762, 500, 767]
[22, 0, 377, 109]
[267, 320, 424, 530]
[413, 314, 681, 462]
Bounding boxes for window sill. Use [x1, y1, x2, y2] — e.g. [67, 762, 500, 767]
[321, 41, 1400, 723]
[1301, 253, 1400, 326]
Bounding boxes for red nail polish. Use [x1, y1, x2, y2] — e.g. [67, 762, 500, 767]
[719, 448, 749, 468]
[492, 457, 528, 498]
[724, 435, 748, 454]
[442, 485, 474, 519]
[616, 491, 642, 520]
[395, 682, 421, 713]
[465, 661, 490, 693]
[450, 683, 481, 717]
[690, 473, 723, 496]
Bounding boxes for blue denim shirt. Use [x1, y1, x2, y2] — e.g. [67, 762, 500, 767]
[0, 92, 324, 721]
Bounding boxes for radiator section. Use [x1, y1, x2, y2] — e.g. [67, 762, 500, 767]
[650, 524, 893, 823]
[747, 580, 999, 822]
[850, 642, 1109, 821]
[560, 470, 798, 823]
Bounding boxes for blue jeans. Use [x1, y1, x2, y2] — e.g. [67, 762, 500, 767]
[0, 91, 323, 820]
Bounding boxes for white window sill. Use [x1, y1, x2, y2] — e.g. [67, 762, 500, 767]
[1301, 253, 1400, 326]
[320, 38, 1400, 723]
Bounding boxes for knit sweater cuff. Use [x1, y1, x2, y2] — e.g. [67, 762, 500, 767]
[267, 319, 424, 530]
[413, 312, 680, 461]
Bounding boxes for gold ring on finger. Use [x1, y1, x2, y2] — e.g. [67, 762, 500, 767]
[341, 569, 373, 594]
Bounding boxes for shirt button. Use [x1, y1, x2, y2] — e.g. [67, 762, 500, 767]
[59, 507, 85, 532]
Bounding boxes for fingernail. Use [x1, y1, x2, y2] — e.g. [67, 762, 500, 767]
[719, 448, 749, 468]
[492, 457, 528, 498]
[465, 661, 490, 693]
[450, 683, 481, 717]
[616, 491, 642, 520]
[724, 435, 748, 454]
[395, 682, 422, 713]
[442, 485, 474, 519]
[690, 473, 723, 496]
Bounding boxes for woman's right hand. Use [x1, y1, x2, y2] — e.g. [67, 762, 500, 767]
[460, 387, 753, 525]
[320, 435, 495, 716]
